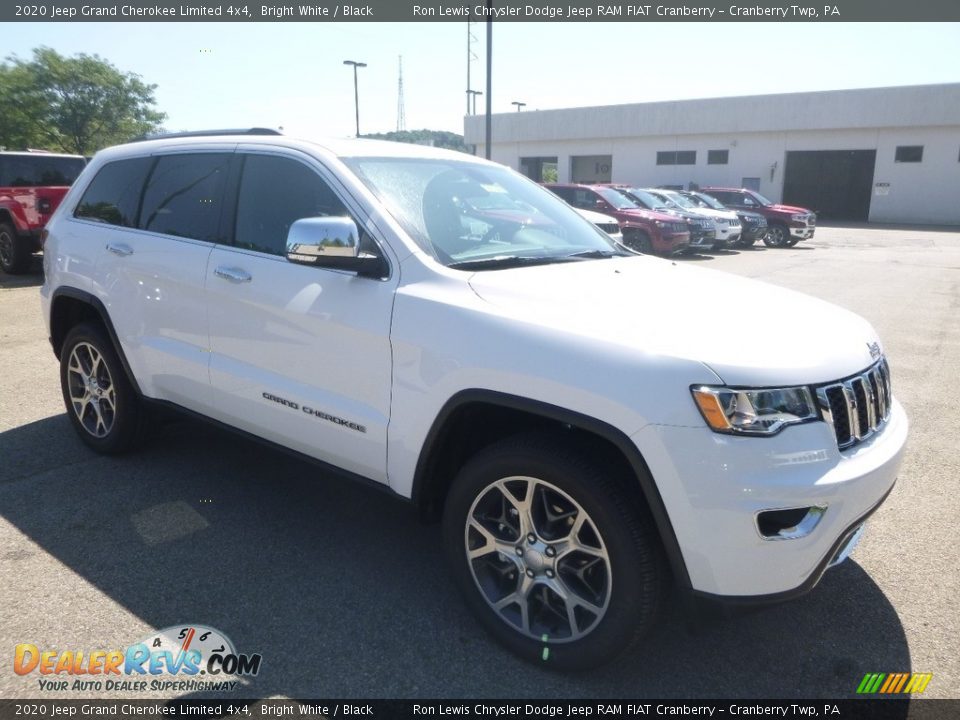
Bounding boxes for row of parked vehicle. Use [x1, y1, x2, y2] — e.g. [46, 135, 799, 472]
[545, 182, 817, 257]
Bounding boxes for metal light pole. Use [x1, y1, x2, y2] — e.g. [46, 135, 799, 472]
[467, 90, 483, 115]
[512, 101, 526, 111]
[343, 60, 367, 137]
[485, 1, 492, 159]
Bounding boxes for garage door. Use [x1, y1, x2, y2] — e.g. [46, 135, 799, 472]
[783, 150, 876, 221]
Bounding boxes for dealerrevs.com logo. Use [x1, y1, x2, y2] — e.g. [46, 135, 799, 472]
[14, 624, 262, 693]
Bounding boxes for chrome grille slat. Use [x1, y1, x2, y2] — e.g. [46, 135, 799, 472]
[815, 358, 891, 450]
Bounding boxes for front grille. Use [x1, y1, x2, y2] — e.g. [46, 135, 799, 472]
[815, 358, 892, 450]
[598, 223, 619, 235]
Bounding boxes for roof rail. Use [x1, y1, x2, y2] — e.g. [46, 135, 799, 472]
[129, 128, 283, 142]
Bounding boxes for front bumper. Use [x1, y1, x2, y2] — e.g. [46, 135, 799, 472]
[655, 230, 691, 256]
[790, 224, 816, 239]
[632, 399, 907, 598]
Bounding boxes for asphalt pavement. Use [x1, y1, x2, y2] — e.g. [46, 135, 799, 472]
[1, 224, 957, 700]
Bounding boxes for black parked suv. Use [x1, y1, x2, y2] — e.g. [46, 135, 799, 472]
[681, 191, 768, 247]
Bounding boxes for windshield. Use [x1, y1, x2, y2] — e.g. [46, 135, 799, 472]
[622, 188, 668, 211]
[659, 190, 696, 209]
[687, 192, 726, 210]
[343, 157, 620, 268]
[750, 191, 775, 206]
[593, 186, 641, 210]
[645, 190, 679, 209]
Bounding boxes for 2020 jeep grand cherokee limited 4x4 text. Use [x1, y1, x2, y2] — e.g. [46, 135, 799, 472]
[41, 131, 907, 670]
[0, 151, 86, 274]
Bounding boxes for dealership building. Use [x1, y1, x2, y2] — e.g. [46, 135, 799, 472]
[463, 83, 960, 225]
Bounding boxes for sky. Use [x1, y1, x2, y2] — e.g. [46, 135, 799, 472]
[7, 22, 960, 139]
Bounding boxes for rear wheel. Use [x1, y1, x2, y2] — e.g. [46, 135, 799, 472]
[764, 223, 790, 248]
[0, 221, 31, 274]
[442, 434, 664, 670]
[60, 323, 145, 454]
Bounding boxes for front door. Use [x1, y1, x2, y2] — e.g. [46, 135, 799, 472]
[204, 151, 396, 483]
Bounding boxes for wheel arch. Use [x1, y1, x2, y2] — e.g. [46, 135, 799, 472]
[49, 287, 142, 395]
[411, 389, 691, 589]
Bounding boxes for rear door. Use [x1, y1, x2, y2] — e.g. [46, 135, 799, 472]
[204, 149, 396, 483]
[86, 150, 231, 413]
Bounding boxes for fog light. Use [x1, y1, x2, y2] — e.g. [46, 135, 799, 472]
[757, 506, 826, 540]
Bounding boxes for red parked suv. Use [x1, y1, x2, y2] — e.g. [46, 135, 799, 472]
[0, 151, 86, 274]
[544, 183, 689, 256]
[700, 187, 816, 248]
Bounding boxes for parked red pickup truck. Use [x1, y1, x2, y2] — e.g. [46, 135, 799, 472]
[700, 187, 816, 248]
[544, 183, 690, 256]
[0, 151, 86, 274]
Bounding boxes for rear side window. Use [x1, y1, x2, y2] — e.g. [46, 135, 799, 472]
[139, 153, 231, 241]
[233, 154, 348, 256]
[0, 155, 85, 187]
[708, 191, 737, 205]
[74, 157, 153, 227]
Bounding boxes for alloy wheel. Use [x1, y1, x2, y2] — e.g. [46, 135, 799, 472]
[464, 476, 612, 643]
[66, 341, 117, 438]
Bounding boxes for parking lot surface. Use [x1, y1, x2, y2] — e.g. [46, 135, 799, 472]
[1, 224, 958, 699]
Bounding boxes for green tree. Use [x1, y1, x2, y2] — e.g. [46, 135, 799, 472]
[362, 129, 470, 154]
[0, 47, 165, 154]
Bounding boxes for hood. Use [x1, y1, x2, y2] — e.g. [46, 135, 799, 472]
[467, 256, 881, 387]
[767, 203, 813, 215]
[686, 207, 738, 221]
[620, 208, 678, 223]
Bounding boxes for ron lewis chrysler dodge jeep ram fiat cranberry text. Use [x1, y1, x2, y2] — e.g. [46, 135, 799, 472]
[41, 130, 907, 670]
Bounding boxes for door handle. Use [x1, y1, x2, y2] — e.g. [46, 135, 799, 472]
[106, 242, 133, 257]
[214, 266, 252, 283]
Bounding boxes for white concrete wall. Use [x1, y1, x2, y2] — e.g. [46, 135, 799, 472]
[468, 84, 960, 225]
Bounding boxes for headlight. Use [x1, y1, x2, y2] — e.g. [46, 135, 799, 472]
[655, 220, 665, 228]
[791, 213, 807, 222]
[691, 385, 818, 436]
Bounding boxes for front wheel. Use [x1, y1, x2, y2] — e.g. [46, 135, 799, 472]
[624, 230, 653, 254]
[442, 434, 664, 670]
[60, 323, 145, 454]
[764, 224, 791, 248]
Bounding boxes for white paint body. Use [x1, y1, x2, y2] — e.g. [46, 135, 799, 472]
[41, 135, 907, 598]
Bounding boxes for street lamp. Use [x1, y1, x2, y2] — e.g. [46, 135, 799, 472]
[467, 89, 483, 115]
[512, 101, 526, 112]
[343, 60, 367, 137]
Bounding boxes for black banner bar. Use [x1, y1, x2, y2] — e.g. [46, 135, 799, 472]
[3, 0, 960, 23]
[1, 700, 960, 720]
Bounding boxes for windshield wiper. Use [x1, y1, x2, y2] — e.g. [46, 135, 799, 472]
[447, 255, 574, 271]
[563, 249, 624, 259]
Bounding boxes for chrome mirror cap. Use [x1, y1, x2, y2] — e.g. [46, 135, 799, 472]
[286, 216, 359, 264]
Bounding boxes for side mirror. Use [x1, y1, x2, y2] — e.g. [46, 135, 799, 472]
[286, 217, 387, 278]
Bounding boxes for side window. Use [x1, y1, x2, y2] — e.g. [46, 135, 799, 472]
[74, 157, 154, 227]
[572, 190, 596, 209]
[139, 153, 230, 241]
[233, 154, 349, 256]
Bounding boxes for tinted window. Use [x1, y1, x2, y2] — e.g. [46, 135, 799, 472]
[139, 153, 230, 241]
[233, 154, 349, 256]
[707, 150, 729, 165]
[75, 157, 153, 227]
[708, 191, 737, 205]
[0, 155, 85, 187]
[894, 145, 923, 163]
[657, 151, 696, 166]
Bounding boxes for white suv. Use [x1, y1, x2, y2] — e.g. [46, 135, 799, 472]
[41, 131, 908, 670]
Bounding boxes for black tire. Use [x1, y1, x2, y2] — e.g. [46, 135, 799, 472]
[0, 220, 31, 275]
[60, 322, 145, 454]
[737, 235, 756, 248]
[625, 230, 653, 255]
[764, 224, 790, 248]
[442, 433, 664, 671]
